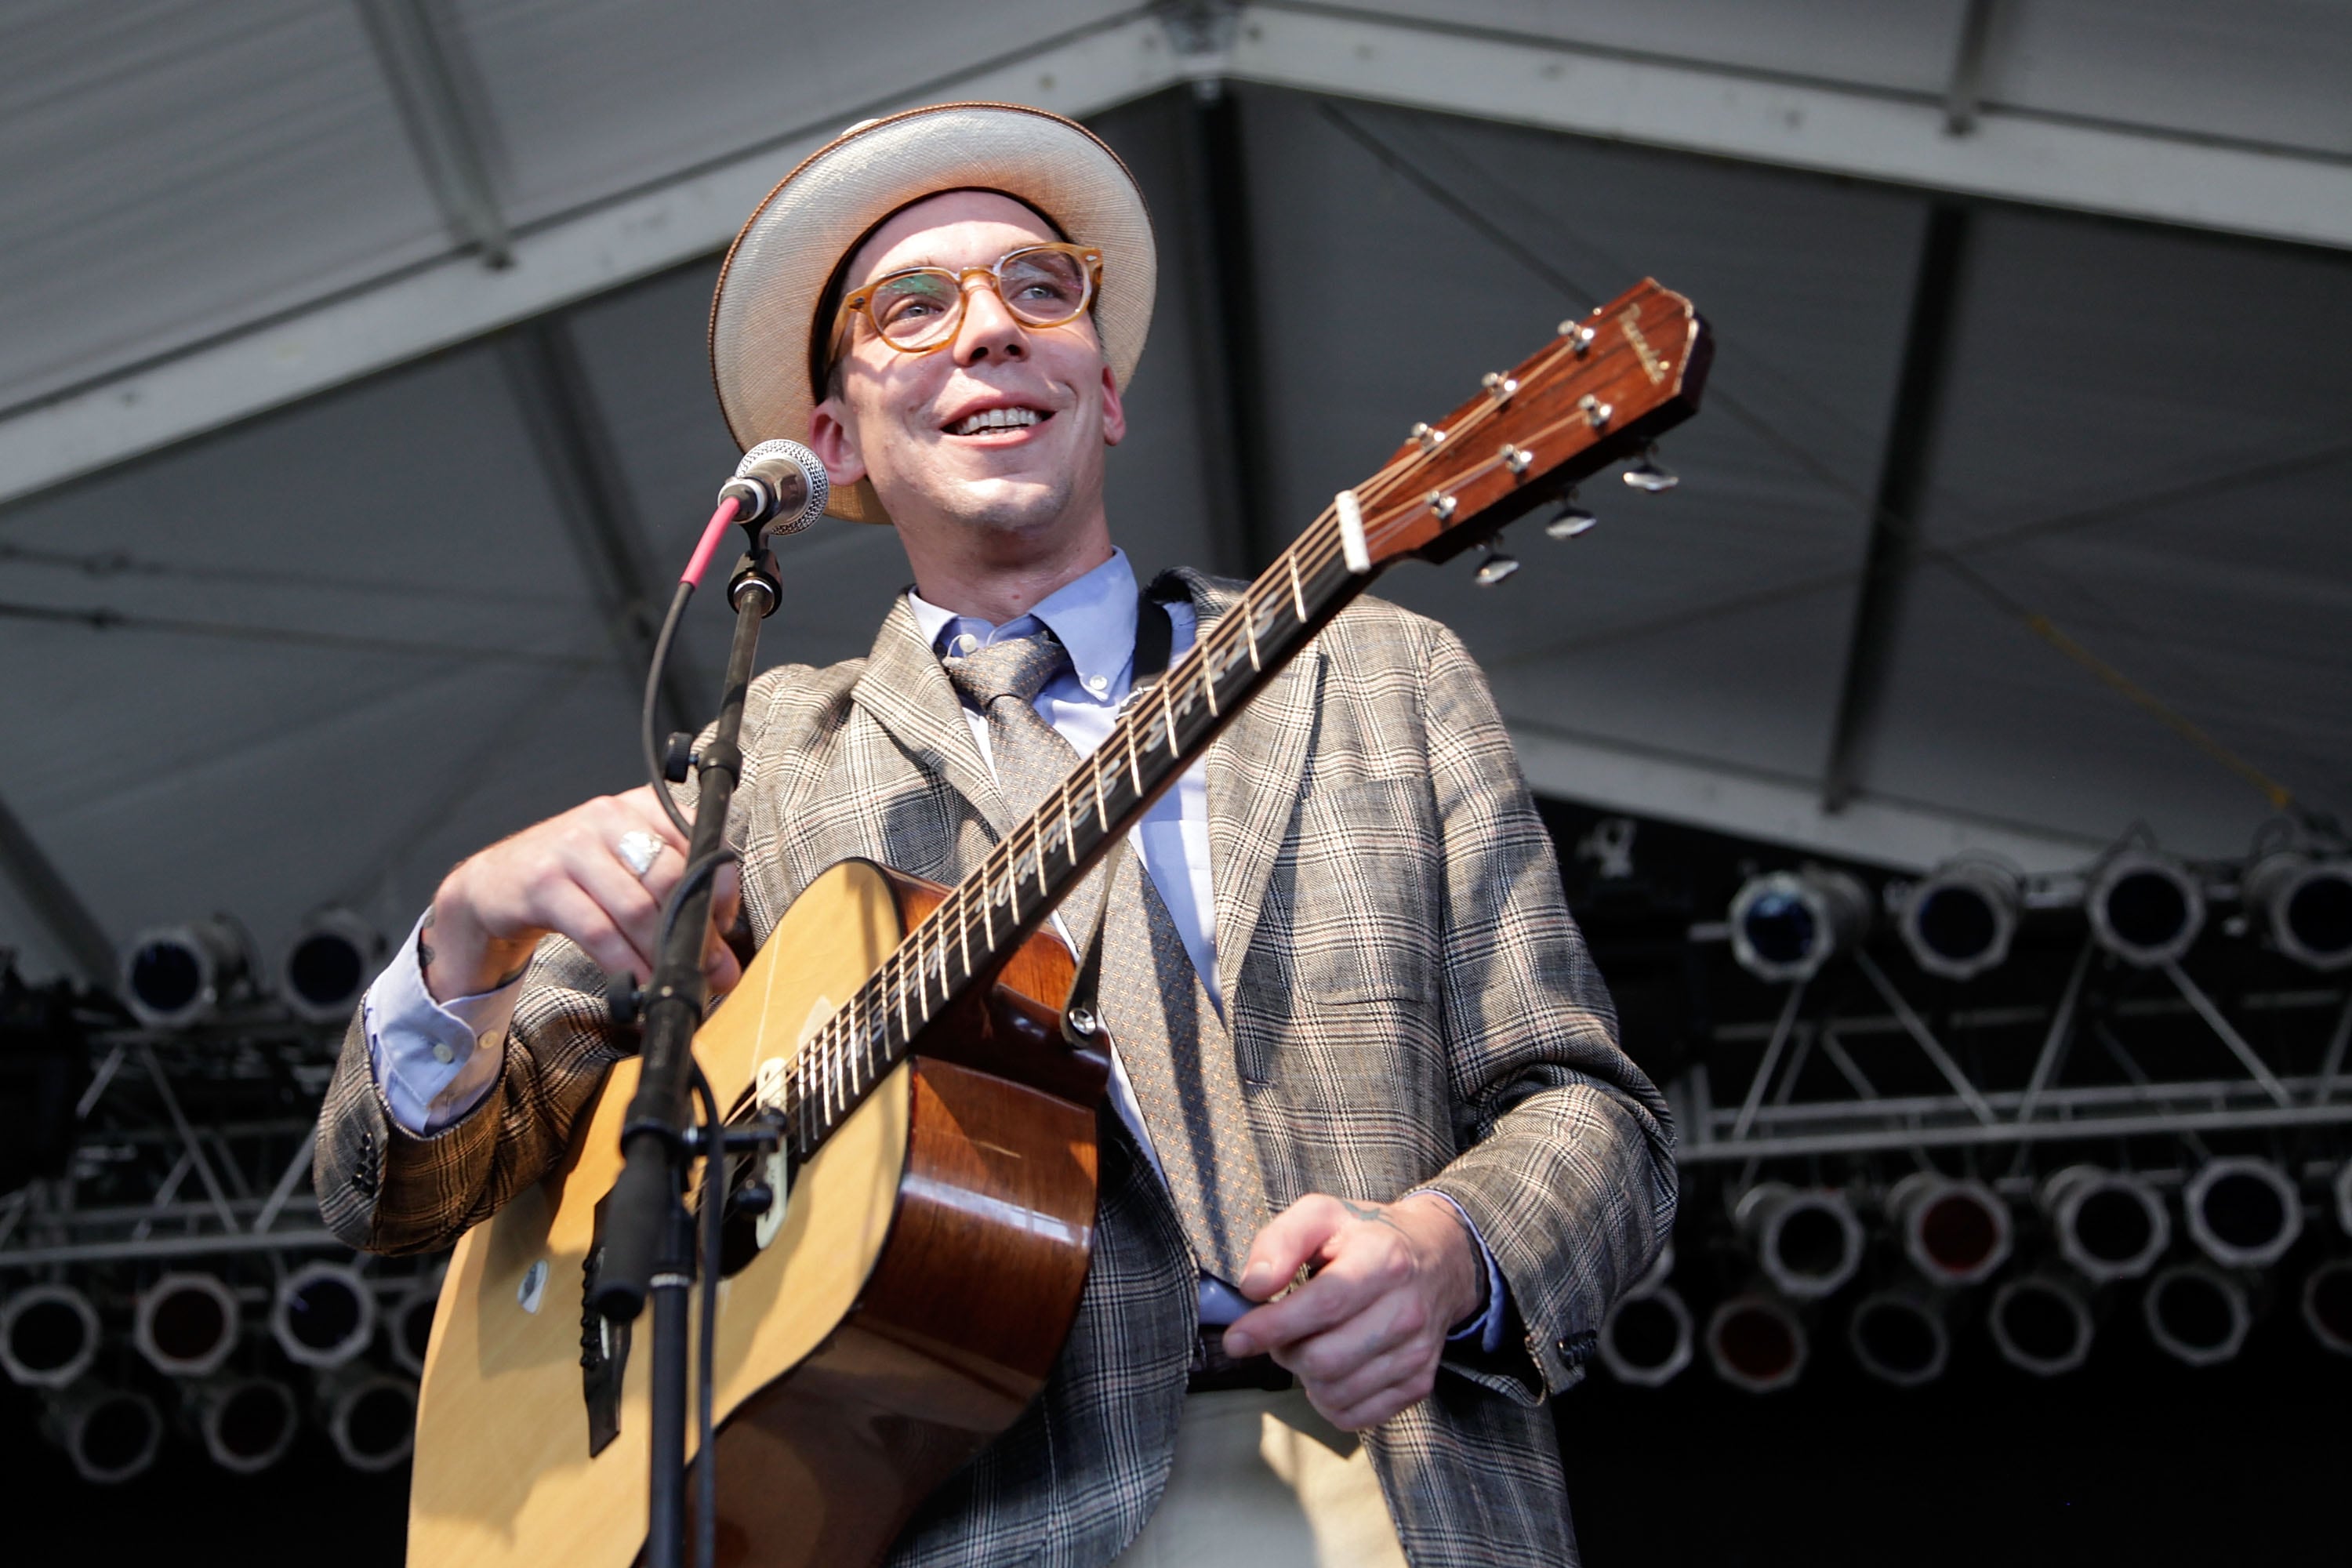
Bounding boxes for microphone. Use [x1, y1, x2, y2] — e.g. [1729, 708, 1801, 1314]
[717, 440, 829, 534]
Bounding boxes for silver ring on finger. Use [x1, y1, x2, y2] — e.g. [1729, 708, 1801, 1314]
[615, 829, 664, 880]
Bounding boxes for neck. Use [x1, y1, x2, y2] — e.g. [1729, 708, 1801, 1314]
[898, 514, 1114, 624]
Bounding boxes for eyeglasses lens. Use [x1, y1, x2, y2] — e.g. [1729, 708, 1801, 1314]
[869, 249, 1091, 348]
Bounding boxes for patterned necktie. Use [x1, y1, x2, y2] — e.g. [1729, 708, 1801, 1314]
[941, 630, 1272, 1287]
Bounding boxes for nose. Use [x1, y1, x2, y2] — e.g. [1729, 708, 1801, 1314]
[952, 274, 1029, 367]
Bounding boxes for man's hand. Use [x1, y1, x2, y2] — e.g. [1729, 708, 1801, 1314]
[419, 786, 743, 1003]
[1221, 1192, 1483, 1432]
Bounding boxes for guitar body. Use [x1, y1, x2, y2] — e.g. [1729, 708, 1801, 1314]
[406, 858, 1106, 1568]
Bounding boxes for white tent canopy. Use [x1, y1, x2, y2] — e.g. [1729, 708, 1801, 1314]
[2, 1, 2347, 985]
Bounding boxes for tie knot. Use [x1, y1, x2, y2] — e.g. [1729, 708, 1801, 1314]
[942, 631, 1072, 709]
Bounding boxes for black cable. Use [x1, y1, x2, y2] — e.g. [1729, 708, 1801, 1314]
[644, 579, 698, 841]
[690, 1064, 724, 1568]
[659, 851, 741, 960]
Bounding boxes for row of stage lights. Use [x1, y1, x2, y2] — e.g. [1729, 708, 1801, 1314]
[1726, 843, 2352, 985]
[0, 1264, 430, 1483]
[115, 909, 384, 1029]
[1596, 1161, 2352, 1393]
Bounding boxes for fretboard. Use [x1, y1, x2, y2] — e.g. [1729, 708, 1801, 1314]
[764, 288, 1690, 1159]
[772, 522, 1367, 1159]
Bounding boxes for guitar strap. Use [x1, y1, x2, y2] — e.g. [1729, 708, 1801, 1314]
[1060, 592, 1173, 1050]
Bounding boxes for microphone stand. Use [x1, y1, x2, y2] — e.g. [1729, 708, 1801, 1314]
[589, 514, 781, 1568]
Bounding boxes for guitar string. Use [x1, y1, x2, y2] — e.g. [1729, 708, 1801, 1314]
[759, 321, 1649, 1143]
[771, 324, 1643, 1147]
[771, 324, 1642, 1149]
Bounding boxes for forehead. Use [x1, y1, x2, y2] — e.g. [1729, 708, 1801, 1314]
[847, 190, 1060, 285]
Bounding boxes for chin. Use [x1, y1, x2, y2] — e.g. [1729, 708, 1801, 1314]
[943, 477, 1073, 537]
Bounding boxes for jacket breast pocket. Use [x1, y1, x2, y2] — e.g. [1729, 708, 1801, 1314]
[1285, 775, 1441, 1006]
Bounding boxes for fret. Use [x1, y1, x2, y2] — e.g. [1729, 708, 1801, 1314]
[1287, 551, 1308, 622]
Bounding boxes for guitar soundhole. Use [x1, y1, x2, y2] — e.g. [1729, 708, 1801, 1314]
[719, 1142, 794, 1279]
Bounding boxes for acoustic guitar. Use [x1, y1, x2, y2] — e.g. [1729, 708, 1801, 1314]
[405, 278, 1710, 1566]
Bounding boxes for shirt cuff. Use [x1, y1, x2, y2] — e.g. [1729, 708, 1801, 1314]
[1409, 1188, 1510, 1355]
[361, 910, 525, 1136]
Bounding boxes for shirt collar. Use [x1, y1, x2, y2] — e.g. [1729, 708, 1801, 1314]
[906, 549, 1138, 701]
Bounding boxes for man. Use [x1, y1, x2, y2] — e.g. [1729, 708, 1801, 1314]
[317, 103, 1675, 1566]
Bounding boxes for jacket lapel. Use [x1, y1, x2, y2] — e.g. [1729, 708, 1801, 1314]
[1174, 572, 1323, 1009]
[850, 596, 1012, 838]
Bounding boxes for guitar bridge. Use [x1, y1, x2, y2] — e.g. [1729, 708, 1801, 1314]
[579, 1196, 631, 1457]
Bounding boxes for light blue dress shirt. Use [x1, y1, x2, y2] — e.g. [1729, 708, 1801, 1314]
[360, 550, 1501, 1344]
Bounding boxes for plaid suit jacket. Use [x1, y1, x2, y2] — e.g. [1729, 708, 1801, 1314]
[316, 569, 1677, 1566]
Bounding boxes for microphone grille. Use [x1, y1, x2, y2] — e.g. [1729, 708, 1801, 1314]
[735, 440, 830, 534]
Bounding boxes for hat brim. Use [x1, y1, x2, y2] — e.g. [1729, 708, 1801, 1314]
[709, 102, 1156, 524]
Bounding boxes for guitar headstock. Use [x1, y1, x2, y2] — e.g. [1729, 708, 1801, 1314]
[1351, 279, 1711, 569]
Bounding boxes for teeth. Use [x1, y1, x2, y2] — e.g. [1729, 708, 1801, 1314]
[949, 407, 1043, 436]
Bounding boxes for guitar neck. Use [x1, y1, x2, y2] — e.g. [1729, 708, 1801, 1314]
[773, 277, 1711, 1158]
[776, 519, 1370, 1158]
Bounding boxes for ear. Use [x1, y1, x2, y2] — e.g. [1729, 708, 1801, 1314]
[808, 395, 869, 488]
[1098, 361, 1126, 449]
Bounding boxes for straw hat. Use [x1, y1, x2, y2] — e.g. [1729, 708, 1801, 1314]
[708, 102, 1157, 524]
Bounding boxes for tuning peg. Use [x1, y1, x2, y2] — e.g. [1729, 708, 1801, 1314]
[1542, 488, 1598, 540]
[1473, 541, 1521, 586]
[1621, 445, 1678, 492]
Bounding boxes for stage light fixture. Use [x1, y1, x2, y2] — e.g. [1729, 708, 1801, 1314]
[1727, 868, 1871, 984]
[191, 1374, 299, 1475]
[133, 1271, 241, 1378]
[1597, 1285, 1693, 1388]
[120, 915, 256, 1028]
[2302, 1260, 2352, 1357]
[281, 909, 384, 1024]
[1847, 1288, 1949, 1388]
[318, 1369, 418, 1472]
[1888, 1172, 2013, 1287]
[1703, 1292, 1807, 1393]
[1896, 857, 2022, 982]
[2243, 849, 2352, 971]
[270, 1261, 379, 1370]
[43, 1385, 165, 1485]
[2085, 848, 2205, 968]
[0, 1283, 100, 1389]
[2336, 1161, 2352, 1240]
[2143, 1263, 2249, 1368]
[2183, 1156, 2303, 1271]
[1988, 1273, 2095, 1377]
[1737, 1182, 1864, 1300]
[2042, 1165, 2171, 1283]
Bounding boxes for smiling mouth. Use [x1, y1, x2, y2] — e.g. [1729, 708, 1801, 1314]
[946, 407, 1049, 437]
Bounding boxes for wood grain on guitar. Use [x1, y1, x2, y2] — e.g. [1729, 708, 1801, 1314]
[405, 279, 1710, 1567]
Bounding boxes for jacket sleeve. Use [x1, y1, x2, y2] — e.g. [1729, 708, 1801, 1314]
[1409, 621, 1679, 1402]
[314, 935, 626, 1256]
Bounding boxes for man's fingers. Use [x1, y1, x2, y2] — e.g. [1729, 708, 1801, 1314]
[1319, 1365, 1437, 1434]
[1298, 1338, 1428, 1417]
[1267, 1289, 1425, 1384]
[540, 882, 651, 982]
[1224, 1245, 1394, 1358]
[1236, 1194, 1352, 1302]
[618, 785, 695, 854]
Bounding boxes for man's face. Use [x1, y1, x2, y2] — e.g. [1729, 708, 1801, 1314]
[810, 190, 1126, 546]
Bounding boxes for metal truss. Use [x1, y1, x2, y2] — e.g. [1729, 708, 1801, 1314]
[0, 1011, 343, 1270]
[1674, 945, 2352, 1165]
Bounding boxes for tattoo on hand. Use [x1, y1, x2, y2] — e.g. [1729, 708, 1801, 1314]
[1338, 1198, 1403, 1232]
